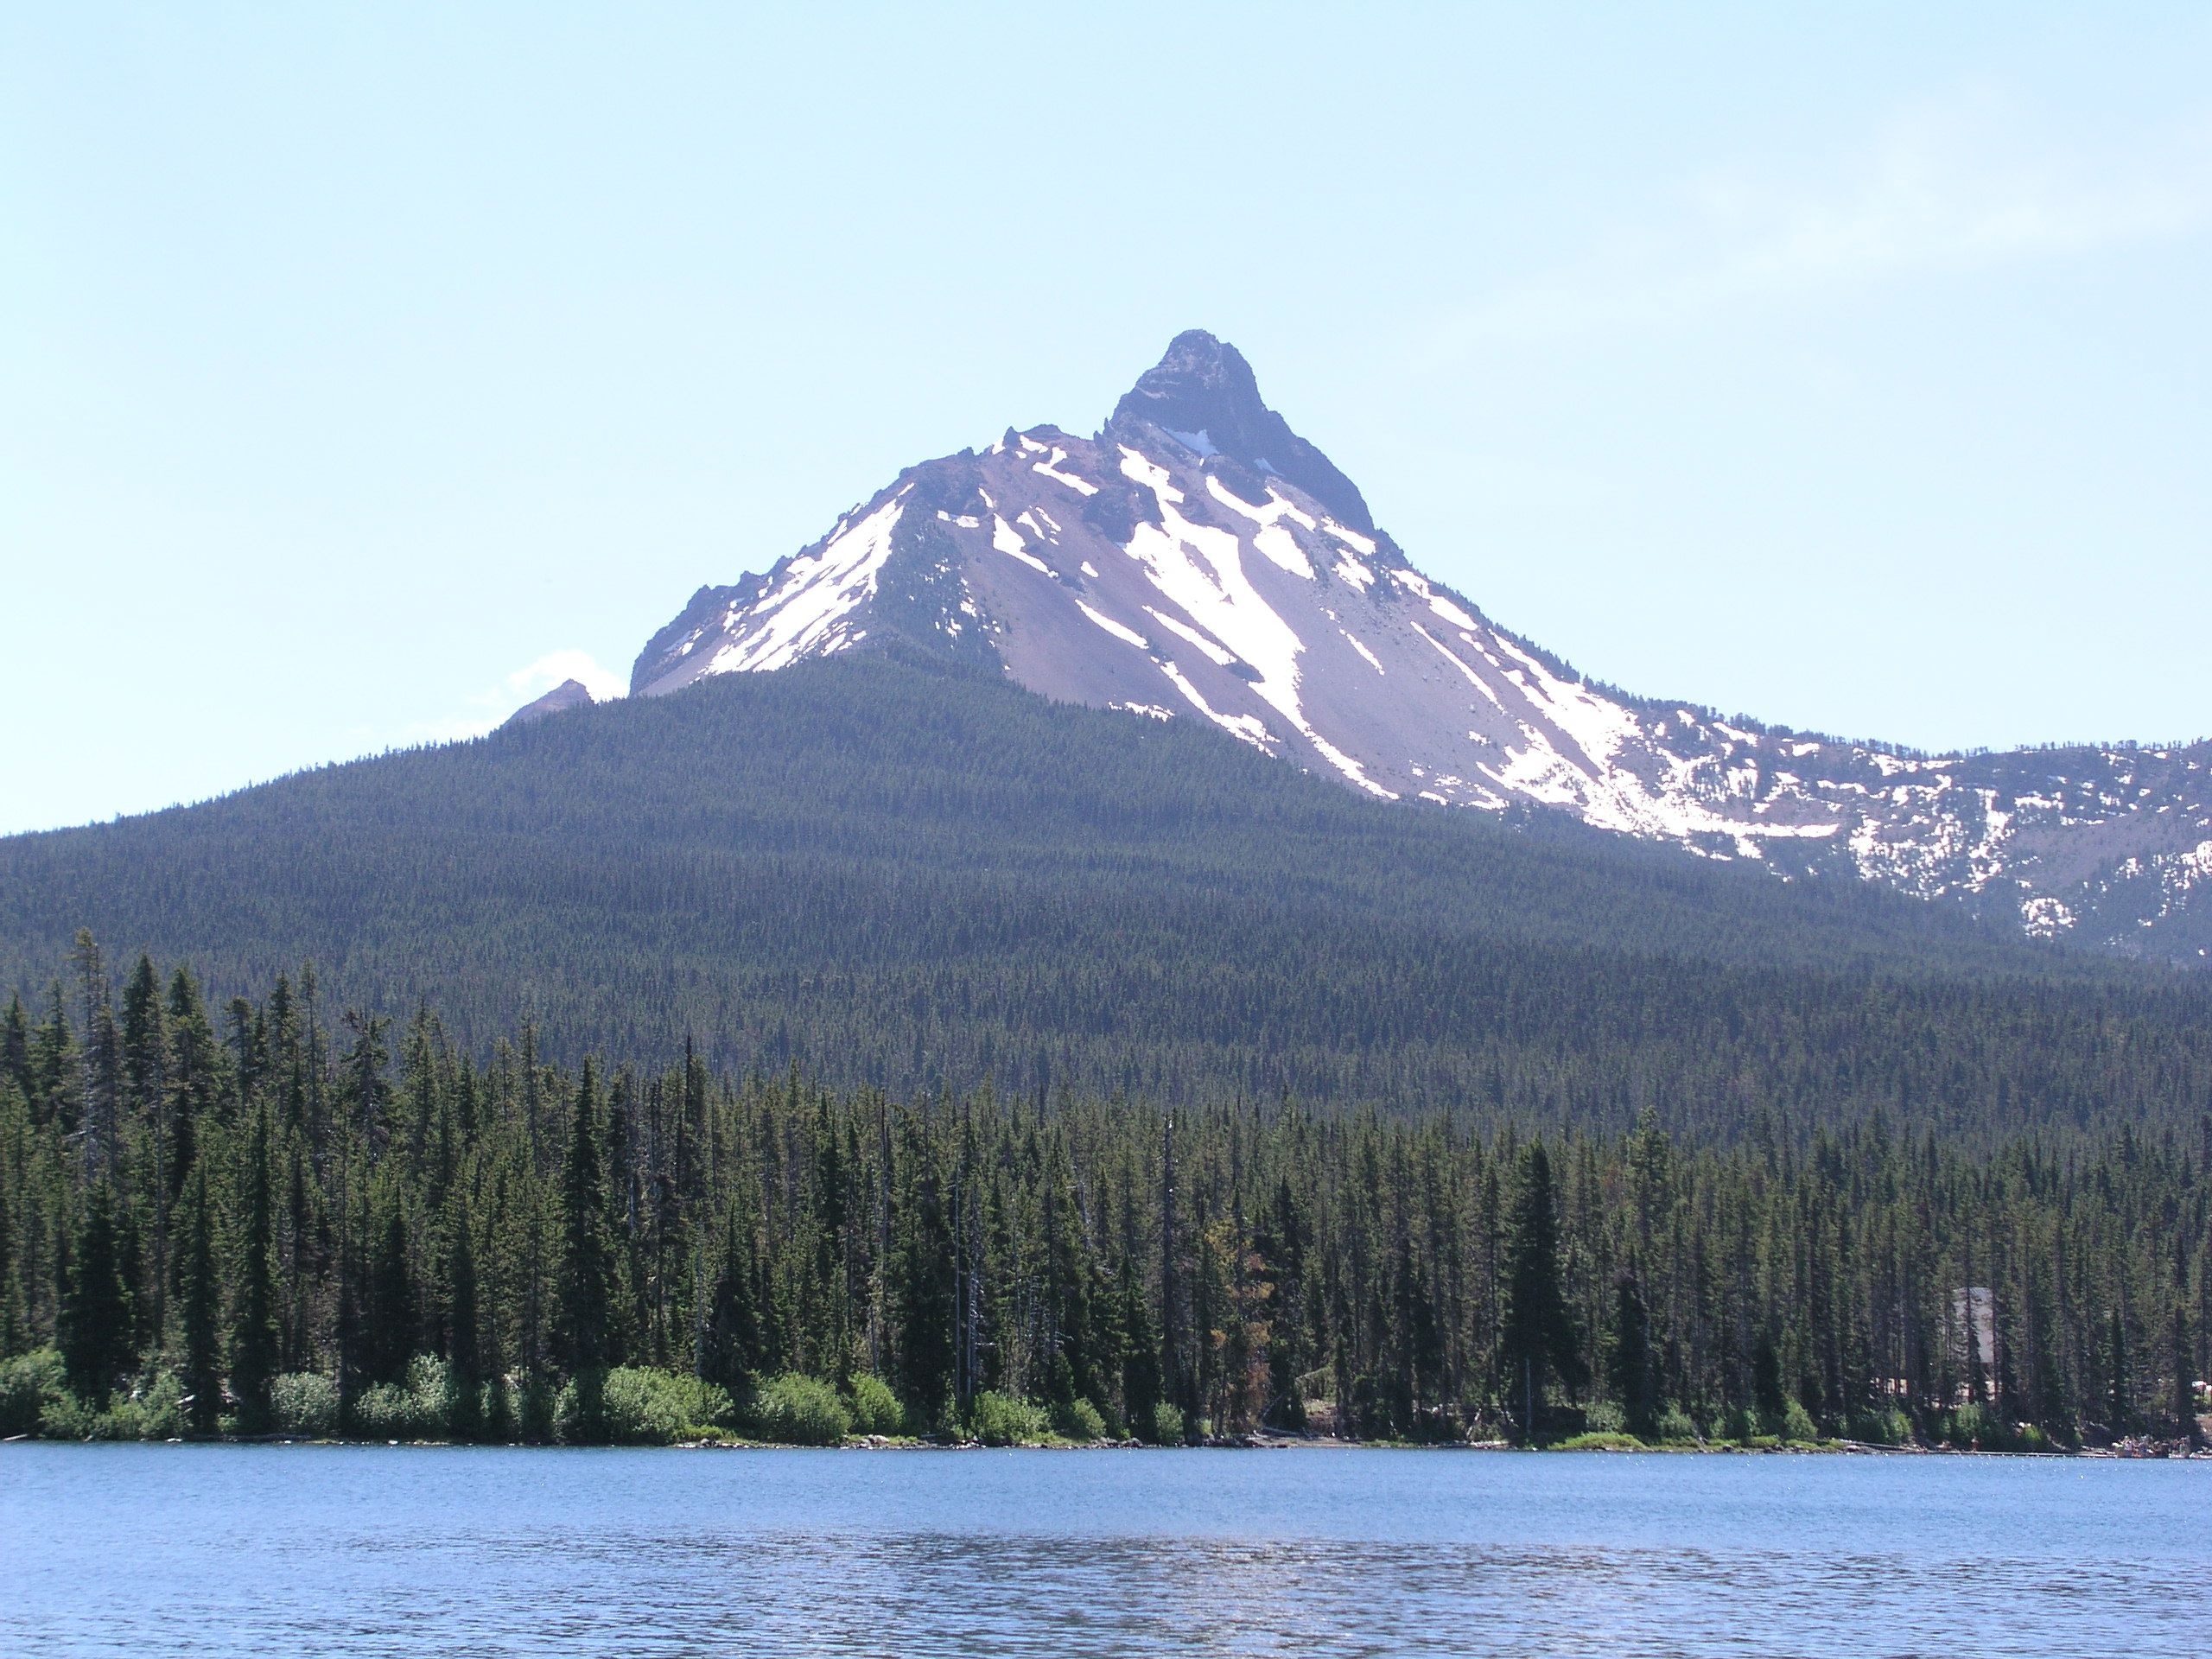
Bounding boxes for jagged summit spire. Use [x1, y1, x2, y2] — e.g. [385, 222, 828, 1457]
[1109, 329, 1375, 532]
[1122, 329, 1265, 417]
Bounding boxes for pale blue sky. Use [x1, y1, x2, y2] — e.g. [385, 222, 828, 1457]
[5, 3, 2208, 834]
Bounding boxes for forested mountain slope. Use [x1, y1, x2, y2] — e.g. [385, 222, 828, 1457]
[3, 654, 2206, 1137]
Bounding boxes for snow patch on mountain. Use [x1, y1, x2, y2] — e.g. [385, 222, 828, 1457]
[700, 495, 906, 676]
[1077, 601, 1149, 651]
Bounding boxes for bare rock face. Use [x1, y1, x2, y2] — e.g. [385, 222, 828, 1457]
[499, 678, 594, 730]
[1108, 329, 1376, 533]
[629, 333, 2212, 964]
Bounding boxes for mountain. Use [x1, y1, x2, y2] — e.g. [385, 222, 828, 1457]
[499, 677, 594, 728]
[7, 652, 2207, 1133]
[626, 331, 2212, 966]
[8, 334, 2207, 1131]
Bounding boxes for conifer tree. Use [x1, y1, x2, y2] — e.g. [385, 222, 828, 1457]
[0, 1154, 14, 1357]
[1, 995, 29, 1100]
[2106, 1305, 2133, 1437]
[1039, 1135, 1091, 1409]
[2171, 1303, 2196, 1446]
[446, 1201, 482, 1440]
[229, 1103, 280, 1428]
[165, 969, 222, 1174]
[365, 1191, 416, 1388]
[554, 1060, 614, 1382]
[702, 1198, 761, 1400]
[119, 954, 171, 1319]
[30, 985, 76, 1132]
[1497, 1141, 1582, 1439]
[1752, 1332, 1787, 1429]
[60, 1183, 132, 1402]
[890, 1117, 955, 1426]
[1607, 1268, 1658, 1436]
[1256, 1176, 1308, 1429]
[1120, 1255, 1162, 1438]
[71, 931, 119, 1184]
[175, 1168, 221, 1434]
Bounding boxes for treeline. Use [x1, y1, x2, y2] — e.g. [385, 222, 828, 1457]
[3, 939, 2207, 1447]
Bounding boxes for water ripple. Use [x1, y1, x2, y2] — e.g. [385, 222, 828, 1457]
[4, 1446, 2205, 1657]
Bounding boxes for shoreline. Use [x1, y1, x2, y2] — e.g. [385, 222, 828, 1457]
[10, 1430, 2206, 1459]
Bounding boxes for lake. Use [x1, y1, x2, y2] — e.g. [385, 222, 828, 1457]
[3, 1444, 2206, 1656]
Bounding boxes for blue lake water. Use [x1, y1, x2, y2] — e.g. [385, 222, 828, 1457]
[3, 1444, 2207, 1656]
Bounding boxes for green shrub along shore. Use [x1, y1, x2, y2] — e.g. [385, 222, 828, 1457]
[0, 1348, 1154, 1448]
[3, 940, 2207, 1455]
[0, 1344, 2077, 1452]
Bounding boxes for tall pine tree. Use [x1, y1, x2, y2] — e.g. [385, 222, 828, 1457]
[175, 1168, 221, 1435]
[229, 1103, 280, 1428]
[446, 1198, 483, 1440]
[554, 1060, 615, 1421]
[1497, 1141, 1583, 1440]
[60, 1183, 132, 1402]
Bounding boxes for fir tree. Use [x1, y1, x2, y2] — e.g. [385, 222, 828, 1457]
[1, 995, 29, 1100]
[1497, 1141, 1582, 1440]
[2171, 1302, 2196, 1446]
[1256, 1176, 1308, 1429]
[1752, 1332, 1788, 1429]
[446, 1201, 482, 1440]
[165, 968, 222, 1161]
[175, 1168, 221, 1435]
[29, 984, 77, 1132]
[60, 1183, 132, 1402]
[0, 1153, 14, 1357]
[119, 954, 172, 1325]
[365, 1191, 416, 1388]
[1120, 1255, 1163, 1439]
[702, 1198, 761, 1400]
[1607, 1268, 1658, 1436]
[890, 1117, 955, 1427]
[554, 1060, 614, 1381]
[2106, 1305, 2133, 1438]
[71, 931, 119, 1184]
[229, 1102, 280, 1429]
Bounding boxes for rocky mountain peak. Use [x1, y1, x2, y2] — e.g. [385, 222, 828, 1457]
[1108, 329, 1375, 533]
[1115, 329, 1262, 422]
[499, 677, 594, 729]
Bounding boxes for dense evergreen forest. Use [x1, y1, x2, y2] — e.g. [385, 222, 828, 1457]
[4, 939, 2206, 1449]
[4, 655, 2210, 1133]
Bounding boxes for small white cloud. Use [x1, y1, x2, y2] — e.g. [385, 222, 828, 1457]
[1440, 92, 2212, 351]
[504, 649, 627, 705]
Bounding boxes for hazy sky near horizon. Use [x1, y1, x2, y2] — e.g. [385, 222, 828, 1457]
[5, 3, 2209, 835]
